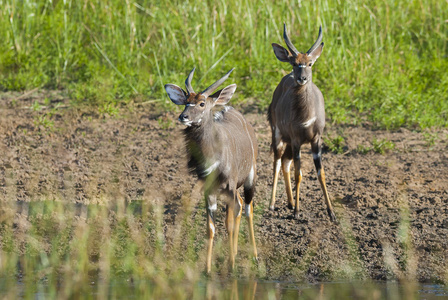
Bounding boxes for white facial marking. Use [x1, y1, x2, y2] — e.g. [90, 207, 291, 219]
[297, 80, 308, 85]
[202, 161, 220, 176]
[245, 204, 251, 216]
[197, 118, 202, 123]
[301, 116, 316, 128]
[179, 119, 192, 127]
[186, 103, 195, 107]
[298, 64, 306, 68]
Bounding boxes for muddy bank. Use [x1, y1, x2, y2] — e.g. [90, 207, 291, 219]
[1, 91, 447, 283]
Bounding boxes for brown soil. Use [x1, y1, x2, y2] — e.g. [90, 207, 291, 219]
[1, 91, 447, 283]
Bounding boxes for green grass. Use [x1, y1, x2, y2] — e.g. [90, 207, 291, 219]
[324, 135, 346, 154]
[1, 0, 447, 129]
[0, 200, 436, 299]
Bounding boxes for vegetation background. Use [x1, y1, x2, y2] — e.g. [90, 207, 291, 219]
[1, 0, 447, 128]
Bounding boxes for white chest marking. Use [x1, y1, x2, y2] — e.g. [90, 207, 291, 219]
[301, 116, 316, 128]
[203, 161, 220, 176]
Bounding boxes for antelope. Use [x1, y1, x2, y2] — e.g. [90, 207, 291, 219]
[164, 68, 258, 273]
[268, 23, 336, 222]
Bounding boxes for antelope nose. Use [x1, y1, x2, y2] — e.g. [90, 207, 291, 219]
[300, 76, 307, 81]
[179, 114, 188, 121]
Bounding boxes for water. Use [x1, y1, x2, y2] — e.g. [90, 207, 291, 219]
[199, 280, 448, 300]
[1, 278, 447, 299]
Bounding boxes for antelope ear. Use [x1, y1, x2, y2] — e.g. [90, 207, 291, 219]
[214, 84, 237, 106]
[208, 88, 223, 100]
[272, 43, 291, 62]
[308, 42, 324, 61]
[165, 84, 187, 105]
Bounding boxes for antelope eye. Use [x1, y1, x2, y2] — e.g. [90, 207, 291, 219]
[309, 63, 312, 67]
[200, 102, 205, 107]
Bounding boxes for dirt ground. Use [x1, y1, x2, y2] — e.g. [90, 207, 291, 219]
[1, 91, 447, 283]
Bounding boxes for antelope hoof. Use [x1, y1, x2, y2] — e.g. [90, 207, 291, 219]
[294, 210, 300, 220]
[269, 205, 275, 211]
[287, 203, 295, 210]
[328, 209, 337, 223]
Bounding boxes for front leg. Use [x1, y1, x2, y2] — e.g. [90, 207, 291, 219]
[292, 145, 303, 219]
[281, 145, 294, 209]
[311, 140, 337, 222]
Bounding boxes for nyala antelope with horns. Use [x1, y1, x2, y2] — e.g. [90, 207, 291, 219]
[268, 24, 336, 222]
[165, 68, 258, 273]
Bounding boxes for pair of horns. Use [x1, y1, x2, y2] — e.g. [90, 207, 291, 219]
[185, 68, 234, 98]
[283, 23, 322, 57]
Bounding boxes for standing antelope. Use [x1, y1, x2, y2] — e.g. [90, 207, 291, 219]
[268, 23, 336, 222]
[164, 68, 258, 273]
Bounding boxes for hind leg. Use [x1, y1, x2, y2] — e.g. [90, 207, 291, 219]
[281, 145, 294, 209]
[244, 166, 258, 260]
[233, 191, 243, 258]
[225, 191, 237, 270]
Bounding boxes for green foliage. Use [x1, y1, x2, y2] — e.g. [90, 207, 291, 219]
[422, 132, 438, 147]
[355, 138, 396, 155]
[372, 138, 396, 154]
[1, 0, 448, 129]
[34, 114, 54, 130]
[31, 100, 44, 112]
[324, 135, 345, 154]
[99, 103, 120, 117]
[0, 199, 431, 298]
[355, 144, 372, 155]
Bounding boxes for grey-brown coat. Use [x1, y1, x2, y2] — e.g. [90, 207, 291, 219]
[165, 68, 258, 273]
[268, 24, 336, 222]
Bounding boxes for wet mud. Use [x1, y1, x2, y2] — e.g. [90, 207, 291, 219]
[1, 91, 447, 282]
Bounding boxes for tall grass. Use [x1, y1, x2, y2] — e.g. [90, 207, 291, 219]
[1, 0, 447, 128]
[0, 200, 435, 299]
